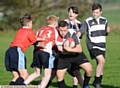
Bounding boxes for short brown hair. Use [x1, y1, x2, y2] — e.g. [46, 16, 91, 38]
[20, 14, 32, 26]
[92, 3, 102, 11]
[68, 6, 79, 14]
[58, 20, 68, 27]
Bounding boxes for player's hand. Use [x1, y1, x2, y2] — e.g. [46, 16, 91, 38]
[63, 45, 71, 52]
[57, 45, 63, 52]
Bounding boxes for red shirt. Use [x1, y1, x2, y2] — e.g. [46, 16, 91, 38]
[10, 27, 36, 52]
[36, 25, 58, 53]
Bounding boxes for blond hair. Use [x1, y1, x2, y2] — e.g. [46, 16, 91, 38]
[46, 15, 59, 24]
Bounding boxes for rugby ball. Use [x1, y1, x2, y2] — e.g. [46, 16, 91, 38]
[64, 38, 75, 48]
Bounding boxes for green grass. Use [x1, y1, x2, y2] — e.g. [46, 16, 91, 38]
[0, 28, 120, 88]
[103, 9, 120, 24]
[0, 6, 120, 88]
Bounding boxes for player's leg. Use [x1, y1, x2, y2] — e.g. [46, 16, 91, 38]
[5, 47, 20, 85]
[73, 77, 78, 88]
[77, 53, 92, 88]
[24, 67, 40, 85]
[24, 50, 41, 85]
[57, 68, 67, 88]
[40, 68, 52, 88]
[17, 69, 28, 85]
[93, 54, 105, 88]
[90, 49, 105, 88]
[39, 52, 55, 88]
[46, 54, 58, 88]
[15, 47, 28, 85]
[80, 62, 92, 88]
[56, 57, 69, 88]
[72, 70, 84, 87]
[9, 71, 19, 85]
[67, 64, 83, 88]
[46, 68, 57, 88]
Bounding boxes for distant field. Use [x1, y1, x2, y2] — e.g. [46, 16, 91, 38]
[0, 5, 120, 88]
[104, 7, 120, 24]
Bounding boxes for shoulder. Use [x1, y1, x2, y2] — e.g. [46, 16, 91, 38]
[100, 16, 107, 20]
[99, 16, 108, 22]
[75, 19, 81, 24]
[86, 17, 93, 22]
[64, 19, 69, 23]
[28, 29, 35, 35]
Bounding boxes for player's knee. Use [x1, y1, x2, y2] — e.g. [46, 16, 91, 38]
[34, 71, 40, 77]
[19, 70, 29, 79]
[12, 71, 19, 79]
[98, 58, 105, 66]
[86, 64, 93, 76]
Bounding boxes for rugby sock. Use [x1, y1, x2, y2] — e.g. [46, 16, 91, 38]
[73, 70, 83, 86]
[9, 81, 16, 85]
[73, 85, 77, 88]
[83, 74, 91, 87]
[100, 75, 103, 84]
[15, 76, 25, 85]
[93, 76, 101, 84]
[58, 80, 66, 88]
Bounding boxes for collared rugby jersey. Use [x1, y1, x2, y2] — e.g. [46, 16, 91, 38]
[65, 19, 81, 35]
[36, 25, 58, 54]
[80, 16, 108, 51]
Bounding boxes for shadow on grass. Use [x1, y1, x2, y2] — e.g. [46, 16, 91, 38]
[101, 84, 120, 88]
[90, 84, 120, 88]
[50, 82, 72, 88]
[30, 80, 40, 85]
[30, 81, 120, 88]
[30, 81, 72, 88]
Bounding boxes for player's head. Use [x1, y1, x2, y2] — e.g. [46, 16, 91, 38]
[68, 6, 79, 20]
[46, 15, 59, 27]
[92, 3, 102, 19]
[58, 20, 68, 38]
[20, 13, 32, 28]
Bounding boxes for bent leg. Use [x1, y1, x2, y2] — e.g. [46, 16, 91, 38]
[57, 68, 67, 88]
[24, 67, 40, 85]
[39, 68, 52, 88]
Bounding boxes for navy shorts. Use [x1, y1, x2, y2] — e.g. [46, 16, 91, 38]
[88, 49, 105, 59]
[5, 47, 26, 72]
[57, 52, 89, 69]
[31, 50, 55, 69]
[31, 48, 42, 68]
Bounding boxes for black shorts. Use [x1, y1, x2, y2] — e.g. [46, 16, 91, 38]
[57, 52, 89, 69]
[31, 49, 42, 68]
[5, 47, 26, 72]
[89, 49, 105, 59]
[67, 63, 80, 77]
[31, 50, 55, 69]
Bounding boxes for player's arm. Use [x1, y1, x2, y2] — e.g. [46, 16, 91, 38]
[105, 22, 110, 36]
[29, 31, 37, 45]
[57, 45, 63, 52]
[79, 21, 88, 39]
[63, 44, 82, 53]
[63, 33, 82, 53]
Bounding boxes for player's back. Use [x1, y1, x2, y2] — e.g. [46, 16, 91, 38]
[11, 27, 36, 52]
[37, 25, 57, 54]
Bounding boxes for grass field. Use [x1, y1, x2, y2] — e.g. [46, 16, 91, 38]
[0, 5, 120, 88]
